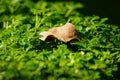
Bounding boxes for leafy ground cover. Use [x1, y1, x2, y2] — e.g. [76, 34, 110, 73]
[0, 0, 120, 80]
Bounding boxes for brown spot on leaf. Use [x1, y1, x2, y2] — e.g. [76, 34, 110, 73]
[39, 23, 80, 43]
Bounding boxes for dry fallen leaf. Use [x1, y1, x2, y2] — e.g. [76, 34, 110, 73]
[39, 23, 80, 43]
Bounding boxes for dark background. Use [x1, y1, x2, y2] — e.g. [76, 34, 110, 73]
[79, 0, 120, 26]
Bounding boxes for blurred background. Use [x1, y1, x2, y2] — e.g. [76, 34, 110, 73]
[46, 0, 120, 26]
[0, 0, 120, 26]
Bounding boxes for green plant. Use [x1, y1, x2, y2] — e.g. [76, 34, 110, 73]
[0, 0, 120, 80]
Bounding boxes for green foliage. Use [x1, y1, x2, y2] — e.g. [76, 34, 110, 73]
[0, 0, 120, 80]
